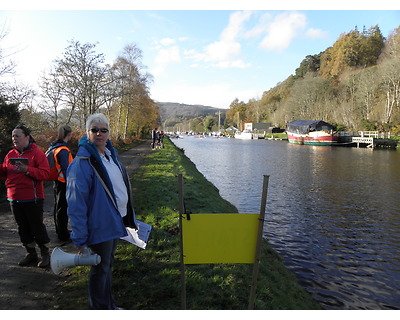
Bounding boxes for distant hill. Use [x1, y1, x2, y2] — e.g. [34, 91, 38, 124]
[157, 102, 224, 123]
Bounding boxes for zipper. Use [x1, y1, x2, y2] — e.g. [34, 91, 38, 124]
[20, 149, 38, 202]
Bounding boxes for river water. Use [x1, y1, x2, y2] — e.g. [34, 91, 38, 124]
[171, 135, 400, 310]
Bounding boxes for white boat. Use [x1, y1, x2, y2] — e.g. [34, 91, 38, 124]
[234, 130, 253, 139]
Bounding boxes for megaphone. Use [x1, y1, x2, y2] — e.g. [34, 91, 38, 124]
[50, 247, 101, 275]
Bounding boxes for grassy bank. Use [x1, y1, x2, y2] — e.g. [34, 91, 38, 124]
[54, 137, 321, 310]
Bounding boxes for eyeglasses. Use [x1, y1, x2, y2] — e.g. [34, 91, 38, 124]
[90, 127, 109, 134]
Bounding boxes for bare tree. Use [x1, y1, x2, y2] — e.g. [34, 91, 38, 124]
[0, 24, 16, 78]
[38, 69, 63, 127]
[110, 43, 154, 138]
[355, 67, 379, 121]
[379, 58, 400, 123]
[52, 40, 111, 127]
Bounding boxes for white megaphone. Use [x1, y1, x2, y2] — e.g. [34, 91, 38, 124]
[50, 247, 101, 275]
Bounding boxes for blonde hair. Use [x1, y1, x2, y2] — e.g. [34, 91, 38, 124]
[57, 125, 72, 140]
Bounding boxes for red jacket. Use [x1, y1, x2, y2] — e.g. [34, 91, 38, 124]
[0, 143, 50, 201]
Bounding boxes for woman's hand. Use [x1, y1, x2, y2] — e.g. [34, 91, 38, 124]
[77, 247, 87, 255]
[15, 161, 28, 173]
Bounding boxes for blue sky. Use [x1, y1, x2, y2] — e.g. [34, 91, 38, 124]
[0, 4, 399, 108]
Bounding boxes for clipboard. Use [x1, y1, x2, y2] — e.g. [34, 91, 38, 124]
[10, 158, 29, 165]
[120, 220, 152, 249]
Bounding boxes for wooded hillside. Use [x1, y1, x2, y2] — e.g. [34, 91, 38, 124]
[226, 25, 400, 133]
[157, 102, 225, 132]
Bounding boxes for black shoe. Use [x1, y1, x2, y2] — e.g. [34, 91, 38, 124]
[18, 253, 38, 266]
[37, 254, 50, 268]
[38, 245, 50, 268]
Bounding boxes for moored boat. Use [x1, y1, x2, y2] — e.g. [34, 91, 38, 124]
[234, 130, 253, 139]
[286, 120, 338, 146]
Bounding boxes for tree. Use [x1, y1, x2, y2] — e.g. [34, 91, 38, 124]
[0, 24, 16, 79]
[295, 53, 321, 78]
[203, 115, 216, 132]
[320, 26, 385, 78]
[0, 99, 20, 161]
[355, 67, 379, 121]
[380, 26, 400, 60]
[226, 98, 247, 130]
[286, 72, 332, 120]
[379, 57, 400, 123]
[359, 25, 385, 67]
[51, 40, 111, 127]
[37, 69, 64, 128]
[109, 43, 156, 139]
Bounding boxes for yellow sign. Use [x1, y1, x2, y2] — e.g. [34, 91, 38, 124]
[182, 213, 260, 264]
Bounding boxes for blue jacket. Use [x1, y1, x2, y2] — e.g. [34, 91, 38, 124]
[66, 136, 137, 248]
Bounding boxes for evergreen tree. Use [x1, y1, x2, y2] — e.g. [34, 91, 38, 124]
[295, 53, 322, 78]
[0, 99, 20, 161]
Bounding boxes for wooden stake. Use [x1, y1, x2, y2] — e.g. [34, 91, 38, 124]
[248, 175, 269, 309]
[178, 174, 187, 309]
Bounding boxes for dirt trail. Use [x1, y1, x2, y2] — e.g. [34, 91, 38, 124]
[0, 140, 151, 310]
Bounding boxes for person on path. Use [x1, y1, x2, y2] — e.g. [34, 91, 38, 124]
[151, 128, 158, 149]
[47, 125, 73, 242]
[66, 113, 137, 309]
[0, 125, 51, 267]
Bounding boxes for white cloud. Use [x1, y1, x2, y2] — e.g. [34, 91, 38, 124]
[259, 12, 307, 51]
[159, 37, 176, 46]
[220, 10, 253, 42]
[187, 10, 252, 68]
[152, 45, 181, 76]
[305, 28, 328, 39]
[244, 12, 272, 39]
[203, 40, 241, 62]
[151, 37, 189, 76]
[212, 60, 251, 69]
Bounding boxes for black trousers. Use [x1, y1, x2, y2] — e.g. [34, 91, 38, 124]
[53, 180, 70, 241]
[10, 200, 50, 246]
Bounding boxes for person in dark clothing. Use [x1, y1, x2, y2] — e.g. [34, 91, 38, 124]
[48, 125, 73, 242]
[158, 130, 164, 148]
[151, 128, 158, 149]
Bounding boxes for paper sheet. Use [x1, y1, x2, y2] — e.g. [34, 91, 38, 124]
[120, 220, 152, 249]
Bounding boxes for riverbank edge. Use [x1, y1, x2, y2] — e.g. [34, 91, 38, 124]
[52, 137, 321, 310]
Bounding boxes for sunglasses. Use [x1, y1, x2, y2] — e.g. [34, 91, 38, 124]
[90, 127, 109, 133]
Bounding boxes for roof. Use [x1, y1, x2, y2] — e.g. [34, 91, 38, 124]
[286, 120, 335, 134]
[225, 126, 238, 131]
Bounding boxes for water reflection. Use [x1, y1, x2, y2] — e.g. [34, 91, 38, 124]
[172, 136, 400, 310]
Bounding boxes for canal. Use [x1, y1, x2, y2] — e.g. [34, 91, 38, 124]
[171, 135, 400, 310]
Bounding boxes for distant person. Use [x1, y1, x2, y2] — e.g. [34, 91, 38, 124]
[158, 130, 164, 148]
[151, 128, 158, 149]
[66, 113, 137, 309]
[0, 125, 51, 267]
[47, 125, 73, 242]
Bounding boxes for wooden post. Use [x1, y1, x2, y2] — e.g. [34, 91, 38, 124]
[248, 175, 269, 310]
[178, 174, 187, 309]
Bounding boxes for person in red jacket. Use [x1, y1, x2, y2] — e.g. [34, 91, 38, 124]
[0, 125, 51, 267]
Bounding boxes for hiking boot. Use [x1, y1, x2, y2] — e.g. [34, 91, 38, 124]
[37, 245, 50, 268]
[19, 246, 38, 266]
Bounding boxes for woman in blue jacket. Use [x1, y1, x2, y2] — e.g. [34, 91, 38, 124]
[66, 113, 137, 310]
